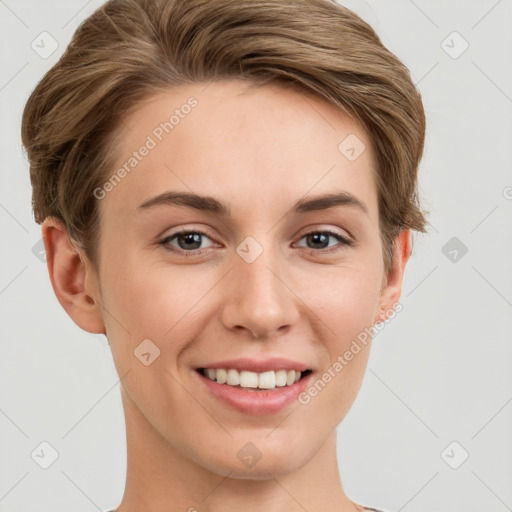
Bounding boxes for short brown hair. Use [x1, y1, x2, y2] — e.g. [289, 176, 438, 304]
[21, 0, 428, 272]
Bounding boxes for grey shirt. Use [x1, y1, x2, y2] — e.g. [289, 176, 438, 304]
[105, 506, 388, 512]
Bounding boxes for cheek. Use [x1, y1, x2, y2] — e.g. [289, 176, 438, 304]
[301, 263, 382, 339]
[297, 266, 381, 413]
[102, 262, 214, 355]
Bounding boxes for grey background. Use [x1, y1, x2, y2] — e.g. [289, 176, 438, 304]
[1, 0, 511, 511]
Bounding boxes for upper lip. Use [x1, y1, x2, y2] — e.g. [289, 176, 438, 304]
[197, 357, 311, 373]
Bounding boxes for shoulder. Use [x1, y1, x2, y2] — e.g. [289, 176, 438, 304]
[359, 505, 393, 512]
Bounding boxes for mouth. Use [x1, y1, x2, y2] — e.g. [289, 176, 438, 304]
[196, 367, 313, 391]
[194, 362, 314, 415]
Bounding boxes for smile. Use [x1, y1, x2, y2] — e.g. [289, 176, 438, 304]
[194, 360, 314, 414]
[198, 368, 312, 390]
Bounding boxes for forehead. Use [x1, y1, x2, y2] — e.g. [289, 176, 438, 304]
[100, 79, 378, 221]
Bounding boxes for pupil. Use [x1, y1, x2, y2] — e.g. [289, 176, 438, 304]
[179, 233, 202, 250]
[308, 233, 328, 249]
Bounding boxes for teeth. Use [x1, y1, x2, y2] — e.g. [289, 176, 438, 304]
[240, 371, 259, 388]
[202, 368, 305, 390]
[275, 370, 287, 387]
[258, 371, 276, 389]
[227, 369, 240, 386]
[216, 368, 227, 384]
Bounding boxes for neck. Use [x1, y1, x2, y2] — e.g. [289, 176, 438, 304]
[114, 387, 363, 512]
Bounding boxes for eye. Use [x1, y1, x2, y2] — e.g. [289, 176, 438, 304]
[159, 229, 217, 255]
[158, 228, 353, 257]
[295, 230, 353, 253]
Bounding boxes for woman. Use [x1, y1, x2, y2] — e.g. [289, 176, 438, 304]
[21, 0, 428, 510]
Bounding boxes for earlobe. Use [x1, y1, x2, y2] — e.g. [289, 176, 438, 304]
[374, 229, 411, 325]
[41, 217, 106, 334]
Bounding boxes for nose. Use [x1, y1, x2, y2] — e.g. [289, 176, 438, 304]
[220, 245, 300, 339]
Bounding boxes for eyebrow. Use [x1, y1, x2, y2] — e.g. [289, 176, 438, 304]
[137, 190, 368, 216]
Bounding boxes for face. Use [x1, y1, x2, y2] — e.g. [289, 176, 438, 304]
[77, 79, 405, 478]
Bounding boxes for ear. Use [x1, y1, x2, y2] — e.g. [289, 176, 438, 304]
[374, 229, 411, 324]
[41, 217, 106, 334]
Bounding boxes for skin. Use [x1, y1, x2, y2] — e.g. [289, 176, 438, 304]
[42, 79, 411, 512]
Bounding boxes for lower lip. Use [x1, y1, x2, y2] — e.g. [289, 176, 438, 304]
[194, 370, 314, 415]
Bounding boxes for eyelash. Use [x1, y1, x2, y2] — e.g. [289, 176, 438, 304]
[158, 228, 353, 257]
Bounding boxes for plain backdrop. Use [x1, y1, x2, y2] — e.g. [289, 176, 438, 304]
[1, 1, 511, 511]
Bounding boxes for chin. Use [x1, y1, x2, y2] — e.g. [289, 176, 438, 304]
[195, 434, 315, 480]
[208, 455, 308, 481]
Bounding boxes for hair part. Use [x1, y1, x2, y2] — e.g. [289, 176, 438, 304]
[21, 0, 428, 273]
